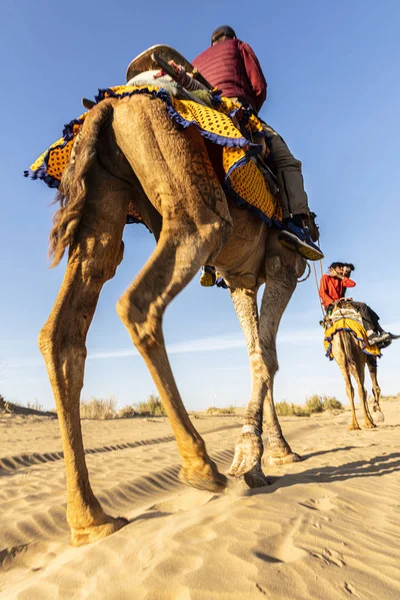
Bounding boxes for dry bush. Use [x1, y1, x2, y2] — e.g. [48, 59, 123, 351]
[206, 405, 235, 416]
[276, 395, 343, 418]
[116, 405, 137, 419]
[275, 401, 310, 417]
[322, 395, 343, 410]
[380, 393, 400, 402]
[80, 396, 117, 420]
[134, 394, 166, 417]
[305, 395, 324, 414]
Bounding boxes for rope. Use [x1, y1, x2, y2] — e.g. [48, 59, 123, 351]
[313, 261, 326, 318]
[297, 261, 311, 283]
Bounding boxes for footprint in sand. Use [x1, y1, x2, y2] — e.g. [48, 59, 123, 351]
[311, 548, 346, 567]
[152, 490, 218, 514]
[254, 516, 308, 564]
[344, 582, 360, 597]
[300, 496, 336, 512]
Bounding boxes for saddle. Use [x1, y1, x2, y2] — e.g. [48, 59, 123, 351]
[123, 46, 322, 241]
[321, 299, 362, 330]
[322, 300, 381, 360]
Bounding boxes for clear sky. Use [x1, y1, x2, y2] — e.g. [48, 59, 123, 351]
[1, 0, 399, 411]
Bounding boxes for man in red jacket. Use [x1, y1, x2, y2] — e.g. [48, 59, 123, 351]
[319, 262, 392, 346]
[193, 25, 323, 277]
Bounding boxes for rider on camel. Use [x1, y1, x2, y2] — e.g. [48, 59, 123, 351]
[191, 25, 323, 288]
[319, 262, 395, 347]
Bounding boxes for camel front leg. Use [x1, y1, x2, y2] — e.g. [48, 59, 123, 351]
[338, 367, 360, 430]
[39, 178, 130, 546]
[259, 250, 303, 465]
[228, 287, 268, 488]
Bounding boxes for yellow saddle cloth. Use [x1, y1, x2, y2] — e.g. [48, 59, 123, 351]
[323, 317, 381, 360]
[25, 85, 282, 227]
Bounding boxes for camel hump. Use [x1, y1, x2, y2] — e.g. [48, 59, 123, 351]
[126, 45, 195, 82]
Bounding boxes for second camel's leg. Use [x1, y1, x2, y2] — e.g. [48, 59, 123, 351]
[367, 357, 384, 422]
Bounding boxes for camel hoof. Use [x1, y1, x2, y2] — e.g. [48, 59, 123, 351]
[70, 516, 128, 547]
[348, 424, 361, 431]
[228, 432, 263, 479]
[364, 421, 376, 429]
[243, 463, 269, 489]
[372, 410, 385, 423]
[179, 463, 227, 494]
[266, 452, 302, 466]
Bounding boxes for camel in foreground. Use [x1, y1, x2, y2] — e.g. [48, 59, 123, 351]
[38, 94, 306, 546]
[327, 302, 384, 430]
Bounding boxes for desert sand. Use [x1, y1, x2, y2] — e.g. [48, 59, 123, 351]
[0, 403, 399, 599]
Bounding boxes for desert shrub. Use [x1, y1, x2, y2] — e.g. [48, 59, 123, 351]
[275, 401, 310, 417]
[206, 405, 235, 416]
[322, 396, 343, 410]
[380, 393, 400, 402]
[275, 401, 294, 416]
[80, 396, 117, 420]
[134, 394, 166, 417]
[117, 405, 137, 419]
[305, 395, 324, 414]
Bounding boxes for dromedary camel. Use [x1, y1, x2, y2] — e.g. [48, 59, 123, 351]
[38, 94, 306, 546]
[328, 302, 384, 430]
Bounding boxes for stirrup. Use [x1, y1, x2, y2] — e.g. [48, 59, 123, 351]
[200, 266, 216, 287]
[278, 230, 324, 261]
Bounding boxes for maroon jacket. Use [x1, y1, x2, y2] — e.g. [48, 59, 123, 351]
[192, 38, 267, 113]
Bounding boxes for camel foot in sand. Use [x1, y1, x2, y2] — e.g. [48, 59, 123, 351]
[266, 452, 302, 466]
[70, 515, 128, 547]
[179, 460, 227, 493]
[348, 423, 361, 431]
[228, 431, 263, 479]
[372, 408, 385, 423]
[242, 463, 269, 488]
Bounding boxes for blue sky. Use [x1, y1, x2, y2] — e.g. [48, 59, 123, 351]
[0, 0, 399, 410]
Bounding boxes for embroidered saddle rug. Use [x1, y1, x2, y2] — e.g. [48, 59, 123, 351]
[323, 310, 381, 361]
[24, 85, 282, 227]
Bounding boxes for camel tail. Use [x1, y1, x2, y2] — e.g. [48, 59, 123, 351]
[49, 101, 114, 267]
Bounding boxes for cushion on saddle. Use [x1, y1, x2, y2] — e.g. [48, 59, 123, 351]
[24, 84, 282, 227]
[323, 317, 381, 361]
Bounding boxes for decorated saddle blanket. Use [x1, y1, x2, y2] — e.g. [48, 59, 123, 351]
[323, 317, 381, 361]
[25, 85, 282, 227]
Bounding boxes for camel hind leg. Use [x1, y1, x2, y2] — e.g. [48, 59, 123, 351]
[39, 164, 131, 546]
[367, 357, 384, 422]
[228, 286, 268, 488]
[115, 109, 233, 492]
[260, 247, 304, 465]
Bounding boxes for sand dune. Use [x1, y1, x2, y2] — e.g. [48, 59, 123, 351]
[1, 404, 399, 599]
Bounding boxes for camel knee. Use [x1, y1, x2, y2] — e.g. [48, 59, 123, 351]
[116, 293, 162, 352]
[38, 324, 53, 360]
[265, 252, 297, 288]
[79, 239, 124, 283]
[39, 321, 87, 365]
